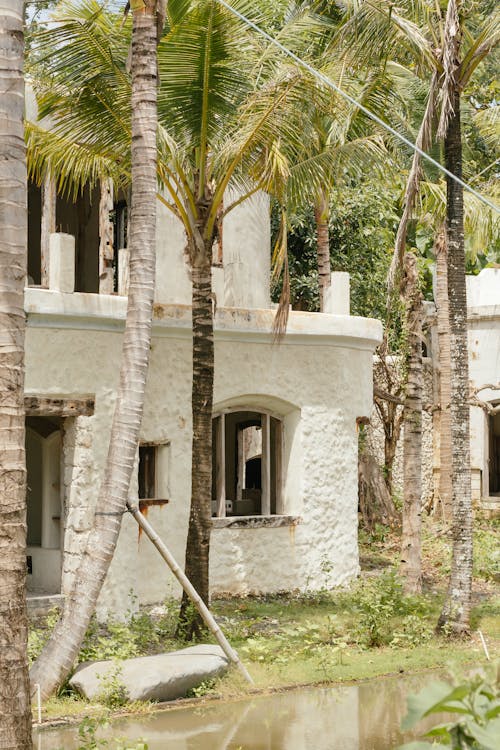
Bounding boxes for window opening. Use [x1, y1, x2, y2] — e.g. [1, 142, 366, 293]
[212, 411, 282, 517]
[137, 442, 170, 508]
[139, 445, 157, 500]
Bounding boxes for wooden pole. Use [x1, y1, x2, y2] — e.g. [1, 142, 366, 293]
[99, 178, 115, 293]
[216, 413, 226, 517]
[40, 172, 56, 287]
[126, 500, 253, 684]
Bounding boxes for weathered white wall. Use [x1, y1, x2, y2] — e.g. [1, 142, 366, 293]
[466, 269, 500, 501]
[153, 189, 270, 309]
[222, 190, 270, 309]
[25, 290, 381, 614]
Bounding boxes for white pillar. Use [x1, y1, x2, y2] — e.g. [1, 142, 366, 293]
[49, 233, 75, 293]
[323, 272, 350, 315]
[118, 247, 130, 296]
[261, 413, 271, 515]
[216, 414, 226, 517]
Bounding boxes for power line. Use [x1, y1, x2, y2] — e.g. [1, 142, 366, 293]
[218, 0, 500, 215]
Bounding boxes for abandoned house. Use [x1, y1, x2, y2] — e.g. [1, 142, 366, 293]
[368, 267, 500, 520]
[24, 173, 383, 615]
[427, 267, 500, 515]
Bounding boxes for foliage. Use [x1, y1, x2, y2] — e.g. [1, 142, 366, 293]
[79, 600, 178, 663]
[338, 571, 433, 648]
[96, 663, 128, 709]
[274, 178, 402, 321]
[473, 525, 500, 583]
[28, 607, 60, 664]
[186, 678, 217, 698]
[81, 620, 140, 663]
[397, 665, 500, 749]
[67, 717, 148, 750]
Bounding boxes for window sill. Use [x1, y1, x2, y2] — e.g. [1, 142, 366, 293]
[211, 515, 301, 530]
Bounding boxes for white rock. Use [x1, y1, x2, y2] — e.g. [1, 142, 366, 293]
[69, 645, 229, 702]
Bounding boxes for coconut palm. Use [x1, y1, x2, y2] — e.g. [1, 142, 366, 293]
[289, 68, 392, 311]
[0, 2, 33, 748]
[341, 0, 498, 631]
[30, 0, 162, 698]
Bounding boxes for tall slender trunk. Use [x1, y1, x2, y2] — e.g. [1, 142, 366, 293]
[178, 247, 215, 639]
[438, 90, 473, 634]
[400, 253, 423, 594]
[0, 3, 33, 747]
[314, 190, 331, 312]
[30, 2, 159, 697]
[383, 406, 401, 496]
[435, 229, 453, 519]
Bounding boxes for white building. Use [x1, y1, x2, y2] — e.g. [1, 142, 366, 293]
[378, 267, 500, 517]
[25, 183, 382, 616]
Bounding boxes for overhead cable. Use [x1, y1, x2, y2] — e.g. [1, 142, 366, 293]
[218, 0, 500, 215]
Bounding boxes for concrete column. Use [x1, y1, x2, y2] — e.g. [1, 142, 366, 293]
[323, 272, 350, 315]
[49, 233, 75, 293]
[223, 189, 270, 309]
[212, 265, 224, 306]
[41, 432, 61, 549]
[118, 247, 130, 296]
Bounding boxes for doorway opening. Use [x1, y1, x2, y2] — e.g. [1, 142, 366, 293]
[488, 409, 500, 496]
[26, 417, 63, 594]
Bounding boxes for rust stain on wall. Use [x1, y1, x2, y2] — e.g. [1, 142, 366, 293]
[137, 498, 169, 543]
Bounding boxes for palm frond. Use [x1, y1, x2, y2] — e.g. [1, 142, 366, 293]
[387, 70, 439, 294]
[436, 0, 461, 141]
[25, 120, 128, 199]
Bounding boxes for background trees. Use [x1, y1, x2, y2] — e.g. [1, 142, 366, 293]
[0, 2, 33, 747]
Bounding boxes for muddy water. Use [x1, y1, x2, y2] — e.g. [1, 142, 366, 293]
[34, 674, 438, 749]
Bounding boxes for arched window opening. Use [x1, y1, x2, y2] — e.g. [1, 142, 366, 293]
[212, 410, 283, 517]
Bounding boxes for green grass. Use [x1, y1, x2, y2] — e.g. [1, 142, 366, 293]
[32, 515, 499, 723]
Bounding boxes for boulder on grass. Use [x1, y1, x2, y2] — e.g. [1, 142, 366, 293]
[69, 644, 229, 703]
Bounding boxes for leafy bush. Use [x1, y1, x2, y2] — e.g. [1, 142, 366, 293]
[345, 571, 432, 648]
[397, 665, 500, 749]
[390, 615, 434, 649]
[95, 663, 128, 709]
[28, 608, 60, 664]
[78, 600, 178, 663]
[473, 528, 500, 582]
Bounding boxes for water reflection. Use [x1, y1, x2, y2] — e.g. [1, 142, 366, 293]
[34, 674, 434, 749]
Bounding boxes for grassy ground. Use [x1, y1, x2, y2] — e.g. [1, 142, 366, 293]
[32, 514, 499, 725]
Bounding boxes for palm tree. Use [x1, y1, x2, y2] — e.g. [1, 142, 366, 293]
[0, 3, 33, 748]
[297, 72, 390, 311]
[343, 0, 498, 631]
[30, 0, 161, 698]
[399, 252, 423, 594]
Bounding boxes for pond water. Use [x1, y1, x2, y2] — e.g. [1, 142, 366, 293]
[34, 673, 439, 749]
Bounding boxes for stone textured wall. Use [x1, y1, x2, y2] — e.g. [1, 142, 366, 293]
[25, 292, 381, 615]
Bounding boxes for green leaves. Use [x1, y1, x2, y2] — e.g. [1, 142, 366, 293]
[398, 666, 500, 749]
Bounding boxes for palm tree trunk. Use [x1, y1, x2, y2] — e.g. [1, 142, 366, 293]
[437, 90, 473, 634]
[314, 190, 331, 312]
[435, 229, 453, 519]
[400, 253, 423, 594]
[178, 250, 214, 639]
[0, 3, 33, 747]
[30, 1, 159, 697]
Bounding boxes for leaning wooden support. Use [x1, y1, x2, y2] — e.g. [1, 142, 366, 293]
[126, 501, 254, 684]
